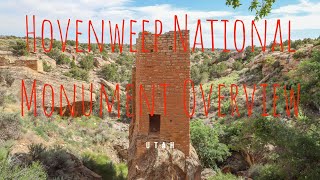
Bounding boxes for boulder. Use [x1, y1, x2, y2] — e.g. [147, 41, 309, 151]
[94, 57, 109, 67]
[113, 139, 129, 162]
[128, 143, 201, 180]
[221, 151, 250, 174]
[225, 58, 235, 68]
[201, 168, 216, 180]
[39, 55, 56, 68]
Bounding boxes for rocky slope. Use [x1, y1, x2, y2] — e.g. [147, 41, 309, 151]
[0, 35, 319, 179]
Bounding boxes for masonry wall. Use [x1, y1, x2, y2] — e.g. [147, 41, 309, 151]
[14, 60, 43, 72]
[131, 30, 190, 158]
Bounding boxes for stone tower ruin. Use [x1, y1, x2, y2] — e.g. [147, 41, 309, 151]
[128, 30, 193, 179]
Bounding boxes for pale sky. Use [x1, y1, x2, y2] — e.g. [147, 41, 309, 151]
[0, 0, 319, 48]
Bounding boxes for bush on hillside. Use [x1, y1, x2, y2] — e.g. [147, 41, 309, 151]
[79, 55, 94, 70]
[100, 63, 119, 82]
[82, 152, 127, 180]
[0, 160, 47, 179]
[11, 40, 29, 56]
[190, 120, 230, 168]
[42, 61, 52, 72]
[244, 46, 261, 61]
[64, 67, 89, 81]
[47, 48, 71, 65]
[28, 144, 81, 179]
[292, 50, 320, 110]
[293, 50, 308, 60]
[0, 113, 21, 142]
[222, 116, 320, 179]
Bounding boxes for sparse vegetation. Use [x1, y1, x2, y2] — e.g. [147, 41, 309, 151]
[64, 67, 89, 81]
[100, 63, 119, 82]
[292, 50, 320, 111]
[0, 160, 47, 179]
[82, 152, 127, 180]
[11, 40, 29, 56]
[209, 171, 239, 180]
[79, 54, 95, 70]
[42, 61, 52, 72]
[47, 48, 71, 65]
[0, 113, 21, 142]
[293, 49, 308, 59]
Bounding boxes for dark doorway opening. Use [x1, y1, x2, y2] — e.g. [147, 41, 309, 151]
[149, 114, 160, 134]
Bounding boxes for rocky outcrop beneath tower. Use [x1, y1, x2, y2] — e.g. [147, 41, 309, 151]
[128, 141, 201, 180]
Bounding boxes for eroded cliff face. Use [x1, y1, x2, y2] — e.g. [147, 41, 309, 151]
[128, 140, 201, 180]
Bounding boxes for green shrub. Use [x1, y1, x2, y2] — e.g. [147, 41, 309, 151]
[0, 91, 4, 106]
[0, 113, 21, 142]
[244, 46, 261, 61]
[57, 53, 71, 65]
[232, 61, 244, 71]
[64, 67, 89, 81]
[11, 40, 29, 56]
[0, 91, 17, 107]
[100, 63, 119, 82]
[27, 144, 80, 179]
[190, 120, 230, 168]
[46, 48, 60, 60]
[0, 147, 9, 161]
[70, 60, 76, 68]
[264, 55, 275, 65]
[293, 50, 308, 60]
[191, 65, 202, 84]
[67, 40, 76, 46]
[218, 51, 230, 61]
[273, 45, 281, 51]
[117, 53, 134, 68]
[249, 117, 320, 179]
[290, 39, 303, 49]
[82, 152, 127, 180]
[52, 40, 62, 50]
[47, 48, 70, 65]
[209, 63, 228, 78]
[1, 141, 45, 180]
[0, 140, 14, 161]
[79, 55, 94, 70]
[254, 164, 285, 180]
[292, 50, 320, 110]
[42, 61, 52, 72]
[313, 39, 320, 46]
[0, 161, 47, 179]
[0, 70, 15, 86]
[208, 171, 239, 180]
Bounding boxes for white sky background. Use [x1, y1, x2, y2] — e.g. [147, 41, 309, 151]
[0, 0, 319, 48]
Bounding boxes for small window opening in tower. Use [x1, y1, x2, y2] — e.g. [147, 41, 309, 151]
[149, 114, 160, 134]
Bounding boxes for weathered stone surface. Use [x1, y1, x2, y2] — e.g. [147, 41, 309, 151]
[39, 55, 56, 68]
[93, 57, 109, 67]
[128, 143, 201, 180]
[221, 151, 250, 174]
[201, 168, 216, 180]
[113, 139, 129, 162]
